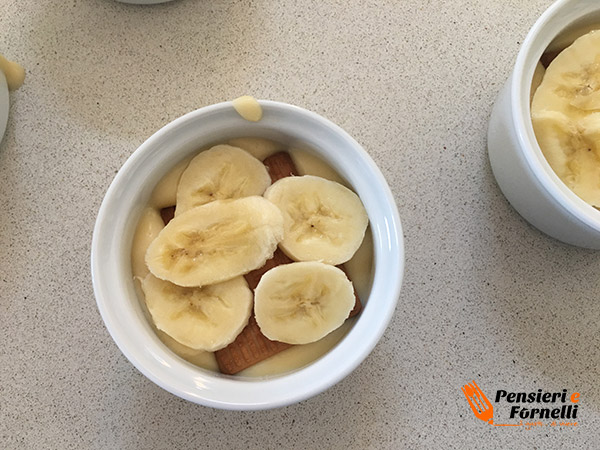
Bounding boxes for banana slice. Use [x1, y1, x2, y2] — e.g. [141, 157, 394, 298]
[254, 262, 355, 345]
[156, 329, 219, 371]
[141, 274, 252, 351]
[226, 137, 283, 161]
[150, 156, 193, 209]
[264, 175, 368, 265]
[533, 110, 600, 205]
[532, 30, 600, 118]
[531, 30, 600, 206]
[146, 196, 284, 287]
[131, 207, 165, 279]
[175, 144, 270, 216]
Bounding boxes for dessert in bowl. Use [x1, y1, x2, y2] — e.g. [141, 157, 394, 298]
[0, 71, 8, 145]
[488, 0, 600, 248]
[0, 54, 26, 144]
[91, 99, 404, 409]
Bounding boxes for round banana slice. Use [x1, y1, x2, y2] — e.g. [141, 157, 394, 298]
[141, 274, 252, 352]
[145, 196, 284, 287]
[254, 261, 355, 345]
[150, 155, 193, 209]
[531, 30, 600, 206]
[226, 137, 283, 161]
[532, 30, 600, 119]
[533, 110, 600, 206]
[175, 144, 271, 216]
[131, 207, 165, 279]
[264, 175, 368, 265]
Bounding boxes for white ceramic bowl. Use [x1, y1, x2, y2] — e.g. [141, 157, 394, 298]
[115, 0, 176, 4]
[0, 70, 8, 145]
[487, 0, 600, 248]
[91, 100, 404, 410]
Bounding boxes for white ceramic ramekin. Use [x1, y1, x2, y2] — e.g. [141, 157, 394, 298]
[91, 100, 404, 410]
[0, 71, 9, 145]
[115, 0, 176, 4]
[488, 0, 600, 248]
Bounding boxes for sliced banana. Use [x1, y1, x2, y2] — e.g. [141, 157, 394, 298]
[175, 144, 270, 216]
[226, 137, 283, 161]
[531, 30, 600, 206]
[532, 30, 600, 118]
[131, 207, 165, 279]
[156, 329, 219, 371]
[146, 196, 284, 287]
[264, 175, 368, 265]
[150, 155, 193, 209]
[533, 110, 600, 205]
[141, 274, 252, 352]
[254, 262, 355, 344]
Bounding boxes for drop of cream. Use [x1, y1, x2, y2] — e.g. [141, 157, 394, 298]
[0, 54, 25, 91]
[232, 95, 262, 122]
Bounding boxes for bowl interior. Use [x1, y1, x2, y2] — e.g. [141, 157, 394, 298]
[92, 101, 404, 409]
[513, 0, 600, 230]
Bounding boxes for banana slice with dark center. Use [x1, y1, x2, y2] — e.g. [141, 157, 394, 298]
[176, 144, 271, 216]
[146, 196, 283, 287]
[142, 274, 252, 351]
[264, 175, 368, 265]
[254, 262, 355, 345]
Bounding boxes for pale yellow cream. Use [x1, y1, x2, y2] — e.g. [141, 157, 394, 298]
[131, 207, 164, 279]
[156, 330, 218, 371]
[149, 155, 193, 209]
[232, 96, 262, 122]
[131, 139, 374, 376]
[0, 55, 25, 91]
[226, 137, 284, 161]
[238, 319, 356, 377]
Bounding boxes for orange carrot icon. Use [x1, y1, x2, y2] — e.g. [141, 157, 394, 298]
[461, 381, 522, 427]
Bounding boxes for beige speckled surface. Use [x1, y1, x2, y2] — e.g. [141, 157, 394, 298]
[1, 0, 598, 448]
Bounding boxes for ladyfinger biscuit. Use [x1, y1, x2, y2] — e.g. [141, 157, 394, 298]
[540, 50, 561, 68]
[215, 315, 291, 375]
[263, 151, 299, 181]
[160, 205, 176, 225]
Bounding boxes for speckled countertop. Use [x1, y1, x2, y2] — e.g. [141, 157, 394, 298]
[1, 0, 598, 448]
